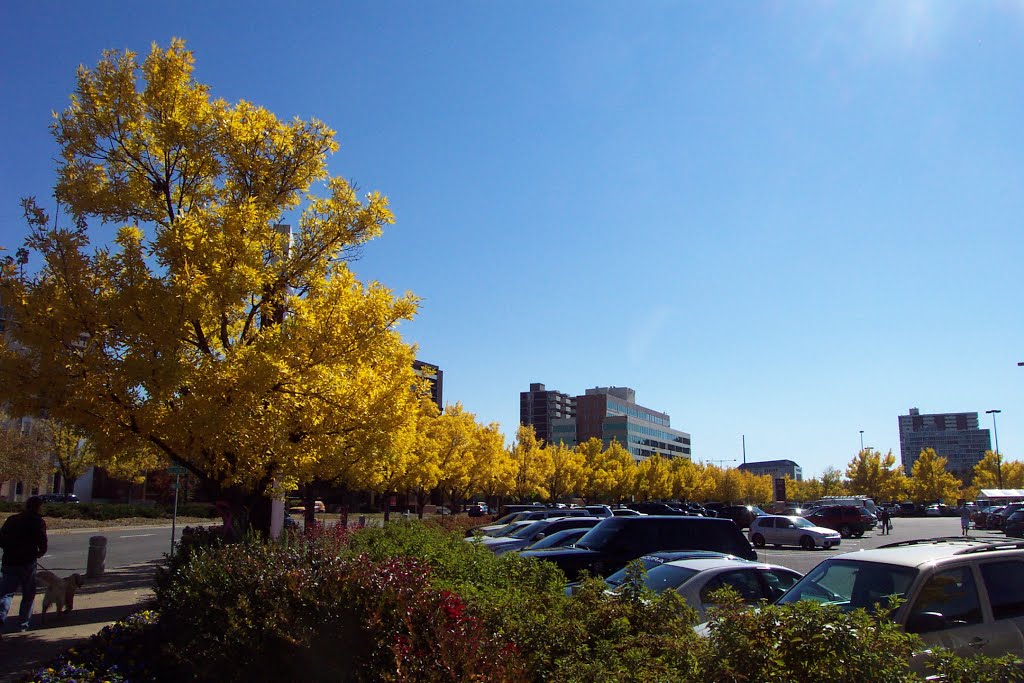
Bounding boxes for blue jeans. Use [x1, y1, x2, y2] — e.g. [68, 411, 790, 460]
[0, 562, 37, 630]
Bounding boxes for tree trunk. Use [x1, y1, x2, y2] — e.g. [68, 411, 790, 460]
[303, 486, 316, 530]
[216, 485, 273, 540]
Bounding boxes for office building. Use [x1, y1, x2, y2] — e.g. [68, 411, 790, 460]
[527, 384, 691, 461]
[898, 407, 991, 479]
[520, 383, 576, 445]
[737, 459, 802, 481]
[413, 360, 443, 411]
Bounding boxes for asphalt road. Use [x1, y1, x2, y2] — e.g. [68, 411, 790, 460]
[41, 525, 179, 573]
[37, 515, 1015, 578]
[752, 515, 1011, 576]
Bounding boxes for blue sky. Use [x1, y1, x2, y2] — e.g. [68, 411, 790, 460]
[2, 2, 1022, 478]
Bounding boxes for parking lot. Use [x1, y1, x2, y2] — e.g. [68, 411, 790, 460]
[752, 515, 1010, 576]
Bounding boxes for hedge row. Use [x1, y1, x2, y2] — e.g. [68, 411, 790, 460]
[0, 501, 219, 519]
[22, 521, 1024, 683]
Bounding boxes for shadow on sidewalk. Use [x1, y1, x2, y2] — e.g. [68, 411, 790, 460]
[0, 560, 163, 682]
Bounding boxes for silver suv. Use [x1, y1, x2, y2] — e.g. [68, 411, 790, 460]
[776, 538, 1024, 663]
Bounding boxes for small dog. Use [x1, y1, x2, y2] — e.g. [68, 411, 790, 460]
[36, 570, 84, 622]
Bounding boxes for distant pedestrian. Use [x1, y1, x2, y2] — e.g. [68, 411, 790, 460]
[961, 506, 972, 536]
[0, 496, 48, 635]
[878, 507, 890, 535]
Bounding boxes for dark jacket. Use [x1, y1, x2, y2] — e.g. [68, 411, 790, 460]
[0, 510, 48, 566]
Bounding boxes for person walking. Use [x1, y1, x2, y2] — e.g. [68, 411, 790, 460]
[0, 496, 48, 635]
[878, 506, 890, 535]
[961, 505, 972, 536]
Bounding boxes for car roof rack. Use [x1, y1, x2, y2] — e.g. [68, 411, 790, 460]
[878, 537, 1024, 554]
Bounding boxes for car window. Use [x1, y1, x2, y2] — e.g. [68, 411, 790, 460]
[759, 518, 775, 529]
[777, 518, 795, 529]
[701, 569, 765, 605]
[793, 518, 813, 528]
[778, 560, 917, 612]
[510, 522, 545, 539]
[616, 564, 701, 595]
[980, 561, 1024, 620]
[907, 566, 983, 632]
[761, 568, 802, 600]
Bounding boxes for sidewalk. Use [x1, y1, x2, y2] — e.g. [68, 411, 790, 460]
[0, 560, 160, 682]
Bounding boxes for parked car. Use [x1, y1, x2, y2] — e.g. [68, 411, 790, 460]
[748, 515, 842, 550]
[714, 505, 766, 529]
[38, 493, 80, 504]
[776, 538, 1024, 669]
[611, 508, 646, 517]
[993, 503, 1024, 531]
[520, 527, 591, 552]
[626, 502, 692, 516]
[609, 556, 803, 620]
[466, 503, 489, 517]
[802, 505, 874, 538]
[1003, 511, 1024, 538]
[566, 550, 736, 595]
[584, 504, 614, 518]
[519, 516, 757, 581]
[975, 505, 1006, 530]
[466, 507, 592, 537]
[287, 499, 325, 514]
[478, 517, 602, 555]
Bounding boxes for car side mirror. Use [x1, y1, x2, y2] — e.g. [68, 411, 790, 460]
[906, 611, 947, 634]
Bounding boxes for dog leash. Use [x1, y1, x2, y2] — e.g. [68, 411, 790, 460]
[35, 561, 51, 572]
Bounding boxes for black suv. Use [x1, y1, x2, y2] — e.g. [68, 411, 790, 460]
[519, 516, 757, 581]
[626, 502, 691, 516]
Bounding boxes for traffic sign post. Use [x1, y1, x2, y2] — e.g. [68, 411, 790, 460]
[168, 465, 188, 557]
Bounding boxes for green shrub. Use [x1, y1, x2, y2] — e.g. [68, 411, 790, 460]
[154, 530, 526, 682]
[173, 502, 220, 518]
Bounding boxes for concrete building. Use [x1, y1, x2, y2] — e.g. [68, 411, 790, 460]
[520, 383, 576, 445]
[898, 407, 991, 479]
[530, 384, 691, 461]
[737, 459, 803, 481]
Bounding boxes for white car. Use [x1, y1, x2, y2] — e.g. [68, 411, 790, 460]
[748, 515, 842, 550]
[775, 538, 1024, 668]
[609, 556, 803, 621]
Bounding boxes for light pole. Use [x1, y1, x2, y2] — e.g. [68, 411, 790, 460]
[986, 409, 1002, 489]
[859, 430, 864, 451]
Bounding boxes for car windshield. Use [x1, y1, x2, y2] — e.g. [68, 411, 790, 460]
[494, 523, 528, 538]
[490, 513, 520, 526]
[604, 556, 670, 587]
[510, 521, 546, 539]
[776, 559, 918, 613]
[610, 564, 700, 595]
[573, 521, 620, 550]
[527, 529, 585, 550]
[791, 517, 814, 528]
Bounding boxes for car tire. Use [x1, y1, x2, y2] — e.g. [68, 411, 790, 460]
[800, 535, 815, 550]
[853, 530, 864, 538]
[838, 524, 852, 538]
[752, 533, 766, 548]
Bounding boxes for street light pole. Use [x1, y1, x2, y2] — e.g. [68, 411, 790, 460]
[859, 430, 864, 451]
[986, 409, 1002, 489]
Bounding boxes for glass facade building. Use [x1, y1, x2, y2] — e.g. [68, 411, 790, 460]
[527, 385, 691, 462]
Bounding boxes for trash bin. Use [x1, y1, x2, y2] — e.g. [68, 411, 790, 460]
[87, 535, 107, 578]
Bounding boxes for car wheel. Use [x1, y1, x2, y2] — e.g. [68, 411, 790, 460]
[853, 530, 864, 538]
[838, 524, 852, 538]
[752, 533, 766, 548]
[800, 535, 815, 550]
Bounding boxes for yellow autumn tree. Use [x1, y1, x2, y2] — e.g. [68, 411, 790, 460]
[36, 418, 97, 495]
[0, 41, 419, 532]
[908, 448, 962, 504]
[634, 455, 674, 501]
[576, 437, 606, 501]
[671, 458, 716, 502]
[509, 425, 553, 502]
[845, 448, 907, 503]
[586, 439, 636, 503]
[474, 422, 513, 505]
[545, 442, 586, 504]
